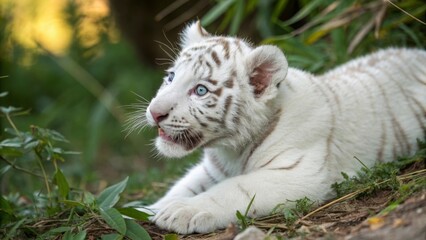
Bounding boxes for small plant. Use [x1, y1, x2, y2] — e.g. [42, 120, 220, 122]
[236, 194, 256, 230]
[0, 92, 152, 239]
[332, 142, 426, 198]
[272, 197, 315, 227]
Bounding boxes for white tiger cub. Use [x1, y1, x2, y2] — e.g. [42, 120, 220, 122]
[135, 21, 426, 234]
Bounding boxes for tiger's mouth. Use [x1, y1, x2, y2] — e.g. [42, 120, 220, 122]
[158, 127, 203, 151]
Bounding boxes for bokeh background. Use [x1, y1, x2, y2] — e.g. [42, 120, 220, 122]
[1, 0, 425, 200]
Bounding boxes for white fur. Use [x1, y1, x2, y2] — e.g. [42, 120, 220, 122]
[137, 21, 426, 234]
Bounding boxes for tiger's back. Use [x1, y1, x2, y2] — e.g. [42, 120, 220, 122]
[130, 21, 426, 234]
[319, 49, 426, 168]
[277, 49, 426, 173]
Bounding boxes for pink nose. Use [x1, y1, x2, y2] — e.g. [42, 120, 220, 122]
[150, 110, 168, 124]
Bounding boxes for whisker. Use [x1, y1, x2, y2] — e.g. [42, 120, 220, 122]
[130, 91, 151, 103]
[123, 101, 150, 138]
[159, 45, 176, 63]
[155, 40, 178, 62]
[155, 58, 174, 66]
[162, 30, 180, 53]
[155, 39, 178, 57]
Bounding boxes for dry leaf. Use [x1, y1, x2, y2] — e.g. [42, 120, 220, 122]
[392, 218, 405, 228]
[367, 216, 385, 230]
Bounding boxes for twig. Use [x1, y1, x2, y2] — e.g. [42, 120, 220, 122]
[301, 169, 426, 220]
[155, 0, 190, 21]
[163, 1, 209, 31]
[35, 151, 52, 200]
[385, 0, 426, 25]
[0, 155, 45, 179]
[4, 113, 22, 138]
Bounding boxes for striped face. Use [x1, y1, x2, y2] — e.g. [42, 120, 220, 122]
[145, 21, 288, 158]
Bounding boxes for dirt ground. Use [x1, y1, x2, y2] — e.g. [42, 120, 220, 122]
[81, 159, 425, 240]
[137, 189, 425, 240]
[132, 158, 426, 240]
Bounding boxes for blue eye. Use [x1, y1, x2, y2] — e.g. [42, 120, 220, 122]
[195, 85, 208, 96]
[167, 72, 175, 83]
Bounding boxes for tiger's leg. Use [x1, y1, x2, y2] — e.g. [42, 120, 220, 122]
[153, 167, 329, 234]
[141, 159, 221, 213]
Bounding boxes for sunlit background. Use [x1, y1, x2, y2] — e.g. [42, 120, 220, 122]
[0, 0, 199, 197]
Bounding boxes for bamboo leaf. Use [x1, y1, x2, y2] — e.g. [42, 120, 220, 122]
[117, 207, 151, 221]
[101, 233, 123, 240]
[96, 177, 128, 210]
[54, 168, 70, 198]
[125, 219, 151, 240]
[73, 230, 87, 240]
[100, 208, 127, 235]
[62, 231, 73, 240]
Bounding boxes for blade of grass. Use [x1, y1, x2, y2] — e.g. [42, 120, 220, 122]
[229, 0, 245, 35]
[202, 0, 236, 26]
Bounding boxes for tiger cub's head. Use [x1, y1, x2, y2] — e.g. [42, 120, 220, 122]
[145, 21, 288, 158]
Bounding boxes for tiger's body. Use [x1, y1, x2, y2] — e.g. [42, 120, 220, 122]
[133, 21, 426, 234]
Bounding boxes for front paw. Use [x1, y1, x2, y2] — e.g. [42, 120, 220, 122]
[153, 201, 217, 234]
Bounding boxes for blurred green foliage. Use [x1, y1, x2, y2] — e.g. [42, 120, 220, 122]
[202, 0, 425, 72]
[0, 0, 176, 188]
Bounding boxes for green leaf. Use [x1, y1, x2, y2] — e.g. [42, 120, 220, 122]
[341, 172, 349, 180]
[117, 207, 151, 221]
[0, 92, 8, 97]
[0, 147, 24, 157]
[0, 195, 13, 214]
[235, 210, 244, 220]
[96, 177, 129, 210]
[63, 231, 73, 240]
[38, 226, 72, 239]
[202, 0, 236, 26]
[0, 165, 12, 176]
[24, 140, 40, 149]
[62, 150, 81, 155]
[101, 233, 124, 240]
[100, 208, 127, 235]
[83, 191, 96, 206]
[0, 106, 22, 115]
[48, 130, 70, 143]
[271, 0, 289, 21]
[282, 0, 323, 25]
[125, 219, 151, 240]
[61, 230, 86, 240]
[0, 138, 23, 148]
[54, 168, 70, 199]
[73, 230, 87, 240]
[229, 0, 245, 35]
[0, 195, 15, 224]
[164, 234, 179, 240]
[235, 210, 247, 229]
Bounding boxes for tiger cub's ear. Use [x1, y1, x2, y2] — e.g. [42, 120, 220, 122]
[245, 45, 288, 99]
[180, 20, 210, 49]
